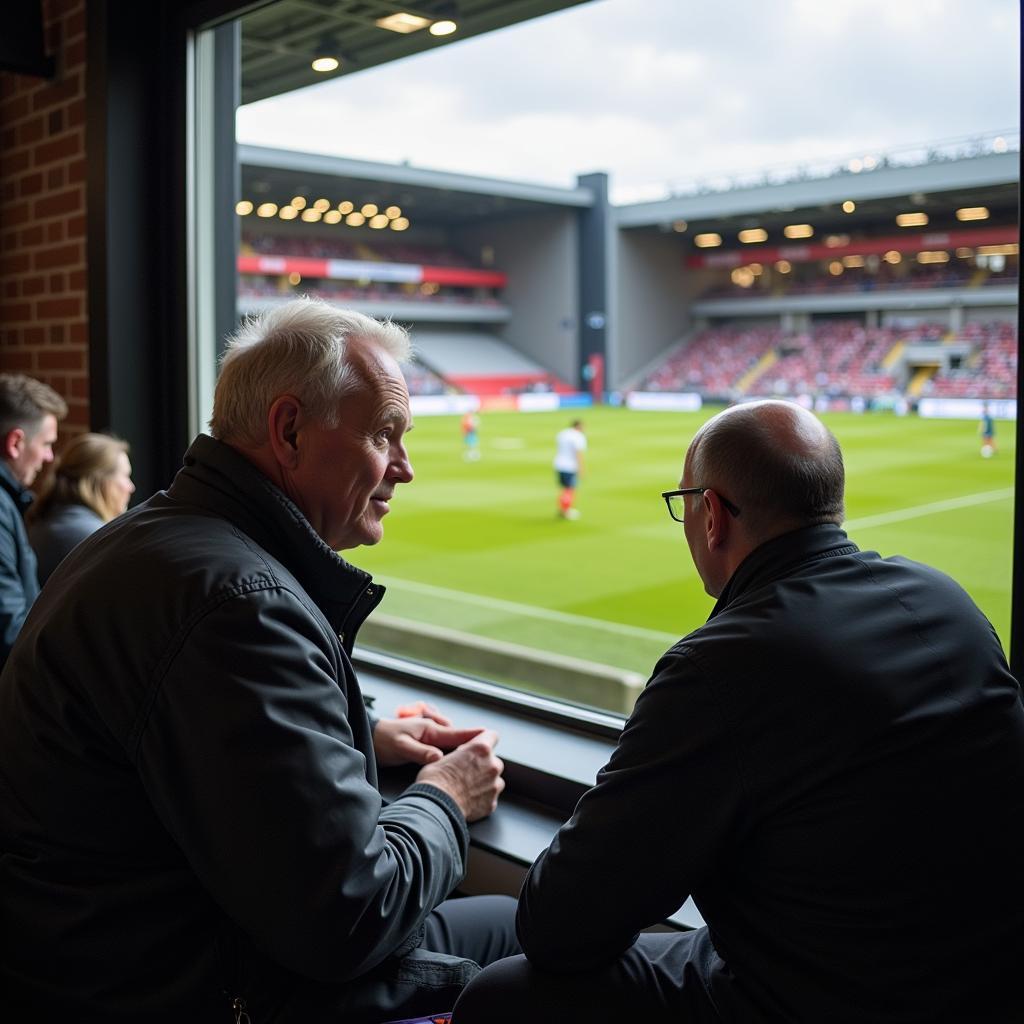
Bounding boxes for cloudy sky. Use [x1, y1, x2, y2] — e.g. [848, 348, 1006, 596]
[236, 0, 1020, 204]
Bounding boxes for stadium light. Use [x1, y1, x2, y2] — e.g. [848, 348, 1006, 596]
[313, 198, 331, 212]
[323, 210, 342, 224]
[311, 56, 339, 73]
[369, 214, 390, 229]
[783, 224, 813, 239]
[883, 250, 902, 264]
[896, 212, 928, 227]
[337, 200, 354, 214]
[774, 260, 792, 273]
[917, 251, 949, 264]
[279, 206, 298, 220]
[375, 12, 431, 33]
[235, 200, 253, 216]
[694, 233, 722, 248]
[256, 202, 278, 218]
[346, 212, 366, 227]
[361, 203, 379, 217]
[385, 205, 403, 219]
[738, 228, 768, 244]
[828, 261, 844, 276]
[956, 207, 989, 222]
[291, 196, 307, 210]
[672, 220, 688, 233]
[842, 200, 856, 213]
[301, 209, 321, 222]
[390, 217, 410, 231]
[842, 255, 865, 268]
[429, 2, 458, 36]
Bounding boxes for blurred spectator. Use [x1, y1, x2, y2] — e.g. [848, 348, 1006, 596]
[27, 433, 135, 586]
[0, 374, 67, 666]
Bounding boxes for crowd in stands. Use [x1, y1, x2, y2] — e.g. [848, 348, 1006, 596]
[641, 319, 1018, 401]
[923, 320, 1018, 399]
[241, 233, 475, 268]
[402, 360, 448, 396]
[238, 279, 503, 308]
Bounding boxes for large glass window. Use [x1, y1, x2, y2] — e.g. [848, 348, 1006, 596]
[196, 0, 1019, 716]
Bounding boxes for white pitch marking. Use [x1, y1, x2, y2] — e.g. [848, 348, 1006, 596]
[845, 488, 1013, 532]
[375, 575, 680, 644]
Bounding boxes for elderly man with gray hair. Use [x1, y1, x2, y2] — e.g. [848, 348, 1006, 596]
[455, 400, 1024, 1024]
[0, 299, 517, 1022]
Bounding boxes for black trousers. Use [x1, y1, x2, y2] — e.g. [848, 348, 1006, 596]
[280, 894, 521, 1024]
[451, 928, 721, 1024]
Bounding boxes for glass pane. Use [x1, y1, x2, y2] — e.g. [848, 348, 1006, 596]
[219, 0, 1018, 715]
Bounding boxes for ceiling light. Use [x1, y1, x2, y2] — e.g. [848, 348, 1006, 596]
[390, 217, 410, 231]
[775, 260, 792, 273]
[842, 255, 865, 268]
[694, 233, 722, 248]
[429, 19, 457, 36]
[738, 228, 767, 244]
[977, 243, 1018, 256]
[955, 247, 974, 258]
[783, 223, 813, 239]
[288, 272, 302, 285]
[291, 196, 307, 210]
[301, 209, 321, 222]
[369, 214, 390, 229]
[375, 12, 431, 33]
[956, 206, 989, 222]
[385, 205, 402, 219]
[672, 219, 687, 233]
[337, 200, 354, 214]
[256, 202, 278, 218]
[313, 198, 330, 212]
[896, 212, 928, 227]
[883, 250, 902, 264]
[323, 210, 342, 224]
[361, 203, 379, 217]
[345, 212, 366, 227]
[917, 251, 949, 264]
[279, 206, 298, 220]
[311, 56, 339, 73]
[828, 261, 844, 276]
[825, 234, 850, 248]
[235, 200, 253, 216]
[842, 200, 856, 213]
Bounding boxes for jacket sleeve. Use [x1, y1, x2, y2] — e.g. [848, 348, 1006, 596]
[0, 512, 34, 666]
[516, 646, 745, 971]
[133, 584, 467, 984]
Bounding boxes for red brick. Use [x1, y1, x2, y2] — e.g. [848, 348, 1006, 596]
[48, 272, 65, 291]
[33, 131, 81, 166]
[69, 321, 87, 345]
[68, 268, 86, 290]
[46, 166, 64, 189]
[21, 224, 45, 246]
[1, 302, 33, 322]
[19, 172, 44, 197]
[33, 241, 81, 269]
[5, 200, 31, 226]
[21, 276, 47, 297]
[19, 117, 44, 145]
[37, 297, 79, 320]
[66, 97, 85, 128]
[1, 92, 30, 122]
[3, 281, 18, 299]
[65, 9, 86, 41]
[34, 186, 81, 218]
[1, 149, 31, 176]
[65, 406, 89, 430]
[2, 127, 18, 150]
[66, 156, 86, 183]
[31, 73, 81, 113]
[0, 351, 36, 372]
[0, 251, 32, 274]
[70, 376, 89, 399]
[66, 214, 86, 239]
[65, 36, 86, 70]
[24, 326, 46, 347]
[1, 181, 16, 202]
[48, 375, 68, 397]
[37, 349, 84, 371]
[47, 108, 64, 135]
[49, 324, 66, 345]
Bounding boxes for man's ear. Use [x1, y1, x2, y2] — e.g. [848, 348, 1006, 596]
[704, 489, 731, 552]
[266, 395, 303, 469]
[3, 427, 25, 462]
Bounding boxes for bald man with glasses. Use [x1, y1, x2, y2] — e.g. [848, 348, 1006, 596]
[455, 399, 1024, 1024]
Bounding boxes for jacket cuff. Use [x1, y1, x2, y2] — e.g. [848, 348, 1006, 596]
[400, 782, 470, 851]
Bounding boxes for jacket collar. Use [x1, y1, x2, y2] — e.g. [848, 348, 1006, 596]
[167, 434, 383, 633]
[0, 460, 33, 514]
[709, 523, 859, 620]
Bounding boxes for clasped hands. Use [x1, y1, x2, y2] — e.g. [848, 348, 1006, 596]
[373, 702, 505, 822]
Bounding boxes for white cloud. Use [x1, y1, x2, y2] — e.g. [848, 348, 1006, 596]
[236, 0, 1020, 202]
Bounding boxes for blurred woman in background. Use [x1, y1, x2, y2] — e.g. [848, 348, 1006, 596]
[28, 432, 135, 585]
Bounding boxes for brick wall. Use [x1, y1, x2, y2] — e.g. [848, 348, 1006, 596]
[0, 0, 89, 430]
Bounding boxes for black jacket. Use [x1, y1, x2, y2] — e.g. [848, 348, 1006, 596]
[0, 434, 469, 1021]
[518, 524, 1024, 1022]
[0, 460, 39, 666]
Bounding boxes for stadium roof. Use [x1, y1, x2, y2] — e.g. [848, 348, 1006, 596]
[240, 0, 593, 105]
[615, 151, 1020, 234]
[240, 144, 595, 226]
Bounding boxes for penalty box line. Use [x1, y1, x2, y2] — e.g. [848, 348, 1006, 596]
[845, 487, 1013, 532]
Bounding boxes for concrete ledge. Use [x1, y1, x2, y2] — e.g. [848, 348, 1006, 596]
[359, 613, 646, 715]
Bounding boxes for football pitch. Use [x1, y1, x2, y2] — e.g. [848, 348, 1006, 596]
[353, 407, 1015, 698]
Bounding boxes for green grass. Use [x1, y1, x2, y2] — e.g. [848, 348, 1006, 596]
[352, 407, 1015, 704]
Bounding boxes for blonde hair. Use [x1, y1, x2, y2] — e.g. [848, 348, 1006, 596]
[29, 432, 130, 524]
[209, 299, 411, 446]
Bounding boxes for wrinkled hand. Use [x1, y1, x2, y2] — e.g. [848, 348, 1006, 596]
[416, 729, 505, 822]
[373, 716, 486, 768]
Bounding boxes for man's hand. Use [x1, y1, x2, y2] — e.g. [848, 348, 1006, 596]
[416, 729, 505, 822]
[373, 716, 486, 768]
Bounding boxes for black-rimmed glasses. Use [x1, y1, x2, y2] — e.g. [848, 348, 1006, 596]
[661, 488, 742, 524]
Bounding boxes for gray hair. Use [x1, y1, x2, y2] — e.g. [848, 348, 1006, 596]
[688, 400, 845, 540]
[209, 299, 411, 445]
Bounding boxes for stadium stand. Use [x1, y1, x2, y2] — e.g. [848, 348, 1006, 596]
[924, 321, 1018, 399]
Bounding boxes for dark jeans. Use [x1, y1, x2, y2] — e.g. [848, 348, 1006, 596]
[452, 928, 721, 1024]
[281, 894, 521, 1024]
